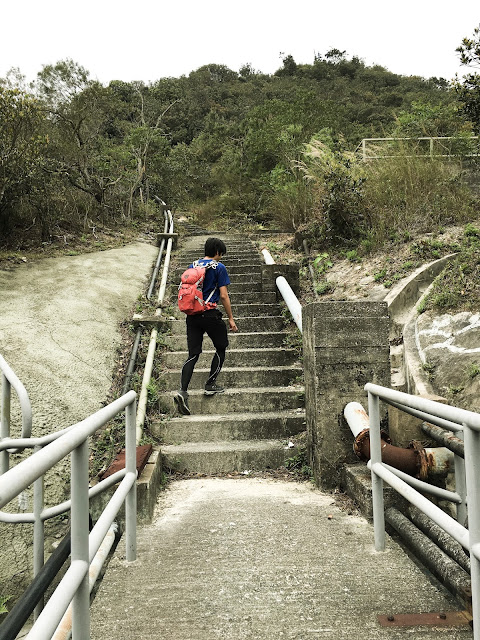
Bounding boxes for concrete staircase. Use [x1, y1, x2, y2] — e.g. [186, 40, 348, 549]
[151, 235, 306, 474]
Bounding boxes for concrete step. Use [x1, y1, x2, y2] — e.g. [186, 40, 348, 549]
[219, 264, 262, 275]
[227, 291, 277, 304]
[169, 280, 265, 295]
[166, 286, 276, 305]
[166, 331, 289, 350]
[164, 386, 304, 417]
[171, 269, 262, 283]
[161, 439, 300, 474]
[153, 407, 305, 442]
[176, 252, 259, 259]
[178, 255, 262, 266]
[225, 283, 267, 295]
[224, 302, 282, 317]
[171, 303, 281, 320]
[159, 365, 303, 390]
[163, 348, 298, 369]
[170, 316, 286, 334]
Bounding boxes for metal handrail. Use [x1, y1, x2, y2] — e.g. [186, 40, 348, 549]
[357, 135, 480, 161]
[365, 382, 480, 638]
[261, 248, 303, 333]
[1, 354, 32, 464]
[0, 387, 138, 639]
[135, 207, 175, 442]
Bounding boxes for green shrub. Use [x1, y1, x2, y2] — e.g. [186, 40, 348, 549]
[346, 249, 360, 262]
[0, 595, 11, 615]
[362, 151, 476, 248]
[296, 137, 366, 244]
[420, 245, 479, 313]
[468, 363, 480, 379]
[465, 223, 480, 238]
[315, 280, 334, 295]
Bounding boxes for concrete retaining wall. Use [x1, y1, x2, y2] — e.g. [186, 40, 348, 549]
[303, 301, 391, 489]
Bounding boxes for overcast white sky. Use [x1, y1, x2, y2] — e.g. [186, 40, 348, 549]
[1, 1, 479, 85]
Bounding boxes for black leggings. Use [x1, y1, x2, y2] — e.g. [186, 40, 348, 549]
[181, 309, 229, 391]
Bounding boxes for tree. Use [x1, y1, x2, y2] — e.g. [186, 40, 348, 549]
[455, 26, 480, 132]
[35, 59, 90, 108]
[393, 101, 466, 137]
[0, 87, 45, 234]
[35, 61, 126, 210]
[275, 54, 298, 77]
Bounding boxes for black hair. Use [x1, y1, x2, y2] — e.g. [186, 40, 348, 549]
[204, 237, 227, 257]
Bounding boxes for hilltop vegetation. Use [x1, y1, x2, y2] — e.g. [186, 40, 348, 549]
[1, 44, 478, 254]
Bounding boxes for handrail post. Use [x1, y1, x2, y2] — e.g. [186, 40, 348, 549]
[454, 430, 467, 526]
[463, 423, 480, 639]
[0, 355, 32, 443]
[71, 440, 90, 640]
[33, 445, 45, 620]
[1, 373, 10, 473]
[368, 390, 385, 551]
[126, 399, 137, 562]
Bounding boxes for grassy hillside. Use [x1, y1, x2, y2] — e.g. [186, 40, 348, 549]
[1, 50, 472, 248]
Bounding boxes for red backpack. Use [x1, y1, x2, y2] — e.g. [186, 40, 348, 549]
[178, 260, 218, 315]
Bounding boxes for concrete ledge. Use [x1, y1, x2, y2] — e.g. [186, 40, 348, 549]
[90, 447, 164, 528]
[387, 289, 448, 446]
[261, 264, 300, 296]
[384, 256, 452, 445]
[132, 314, 172, 328]
[340, 463, 407, 520]
[385, 254, 456, 340]
[157, 232, 179, 249]
[136, 447, 164, 524]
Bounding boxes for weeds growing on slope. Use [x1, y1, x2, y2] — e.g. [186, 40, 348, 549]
[291, 137, 478, 255]
[418, 229, 480, 313]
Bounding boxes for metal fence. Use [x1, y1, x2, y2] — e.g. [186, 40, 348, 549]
[366, 382, 480, 637]
[0, 355, 137, 640]
[357, 136, 480, 161]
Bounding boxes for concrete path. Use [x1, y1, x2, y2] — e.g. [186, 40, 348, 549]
[0, 241, 157, 598]
[0, 241, 157, 437]
[90, 477, 472, 639]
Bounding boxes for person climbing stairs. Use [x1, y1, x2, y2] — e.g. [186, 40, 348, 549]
[150, 234, 306, 474]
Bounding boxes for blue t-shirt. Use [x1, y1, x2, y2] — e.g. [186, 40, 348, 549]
[190, 259, 230, 304]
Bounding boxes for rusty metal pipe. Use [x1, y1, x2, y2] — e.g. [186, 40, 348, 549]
[385, 507, 471, 602]
[422, 422, 465, 458]
[344, 402, 454, 479]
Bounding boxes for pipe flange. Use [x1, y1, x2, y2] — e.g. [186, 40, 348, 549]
[353, 428, 370, 461]
[409, 440, 428, 480]
[353, 428, 391, 461]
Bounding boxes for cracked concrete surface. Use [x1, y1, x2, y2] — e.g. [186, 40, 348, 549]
[0, 240, 157, 597]
[90, 478, 472, 640]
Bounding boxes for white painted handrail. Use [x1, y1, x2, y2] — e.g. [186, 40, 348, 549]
[262, 248, 302, 333]
[136, 208, 175, 442]
[0, 383, 137, 639]
[1, 354, 32, 466]
[365, 382, 480, 639]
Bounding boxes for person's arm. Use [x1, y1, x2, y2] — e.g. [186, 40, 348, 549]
[219, 285, 238, 332]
